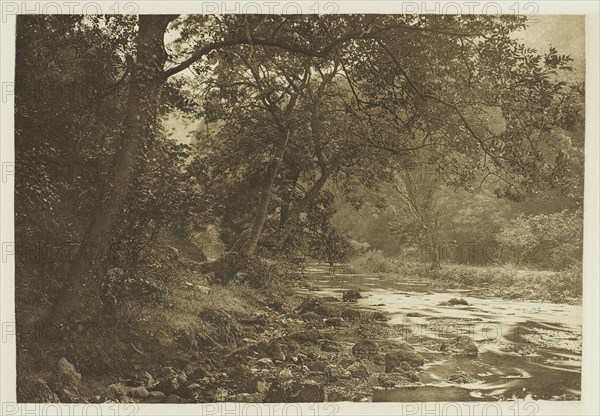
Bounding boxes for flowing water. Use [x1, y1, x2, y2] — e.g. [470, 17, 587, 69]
[303, 264, 582, 402]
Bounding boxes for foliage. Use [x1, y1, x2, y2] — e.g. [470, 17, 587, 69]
[496, 209, 583, 269]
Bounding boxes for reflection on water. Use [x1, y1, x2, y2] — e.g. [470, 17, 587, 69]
[304, 264, 582, 402]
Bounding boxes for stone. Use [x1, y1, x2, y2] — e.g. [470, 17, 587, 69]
[325, 364, 352, 380]
[346, 362, 370, 379]
[256, 358, 274, 367]
[257, 380, 271, 394]
[448, 370, 477, 384]
[385, 344, 425, 372]
[154, 377, 179, 395]
[321, 341, 342, 352]
[196, 285, 211, 294]
[343, 289, 362, 302]
[278, 369, 294, 380]
[340, 309, 362, 321]
[146, 391, 166, 403]
[352, 340, 379, 358]
[160, 366, 176, 378]
[297, 297, 329, 316]
[324, 317, 345, 327]
[378, 372, 418, 388]
[267, 341, 286, 361]
[165, 394, 182, 403]
[56, 357, 81, 387]
[440, 336, 478, 357]
[266, 380, 324, 402]
[447, 298, 469, 306]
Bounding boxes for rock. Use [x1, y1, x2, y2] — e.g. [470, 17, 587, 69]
[188, 366, 209, 381]
[235, 271, 249, 282]
[145, 391, 166, 403]
[324, 317, 345, 328]
[340, 309, 362, 321]
[297, 297, 329, 316]
[256, 358, 274, 367]
[321, 341, 342, 352]
[299, 365, 311, 376]
[289, 329, 327, 344]
[385, 344, 425, 372]
[278, 369, 294, 380]
[137, 371, 154, 387]
[257, 381, 271, 394]
[447, 298, 469, 306]
[160, 367, 176, 378]
[266, 380, 325, 402]
[378, 372, 418, 388]
[196, 285, 211, 294]
[448, 370, 477, 384]
[125, 385, 149, 398]
[154, 377, 179, 395]
[346, 362, 370, 379]
[406, 312, 425, 317]
[343, 289, 362, 302]
[352, 340, 379, 358]
[213, 387, 229, 402]
[325, 364, 352, 380]
[56, 357, 81, 387]
[440, 336, 478, 356]
[266, 341, 286, 362]
[300, 311, 322, 322]
[368, 311, 388, 322]
[165, 394, 182, 403]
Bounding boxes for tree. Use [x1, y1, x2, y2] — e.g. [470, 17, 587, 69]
[18, 14, 579, 325]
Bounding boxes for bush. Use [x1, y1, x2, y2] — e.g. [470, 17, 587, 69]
[210, 254, 303, 290]
[350, 250, 400, 274]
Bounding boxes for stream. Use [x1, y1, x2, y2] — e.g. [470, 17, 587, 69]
[303, 264, 582, 402]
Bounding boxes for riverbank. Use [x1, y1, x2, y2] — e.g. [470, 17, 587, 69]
[348, 255, 582, 304]
[17, 255, 581, 403]
[18, 262, 454, 403]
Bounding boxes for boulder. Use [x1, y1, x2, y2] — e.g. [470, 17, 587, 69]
[385, 344, 425, 372]
[447, 298, 469, 306]
[297, 297, 329, 316]
[325, 364, 352, 380]
[378, 371, 419, 388]
[266, 380, 324, 402]
[266, 341, 286, 362]
[343, 289, 362, 302]
[352, 340, 379, 358]
[448, 370, 477, 384]
[440, 336, 478, 356]
[346, 362, 370, 379]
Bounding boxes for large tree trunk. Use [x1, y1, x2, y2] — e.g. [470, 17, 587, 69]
[49, 15, 174, 325]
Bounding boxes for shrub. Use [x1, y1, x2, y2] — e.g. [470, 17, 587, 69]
[350, 250, 399, 274]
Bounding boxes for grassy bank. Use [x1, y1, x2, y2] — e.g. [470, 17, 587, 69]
[350, 251, 582, 304]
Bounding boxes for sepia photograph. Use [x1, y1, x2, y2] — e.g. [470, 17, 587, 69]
[1, 2, 599, 415]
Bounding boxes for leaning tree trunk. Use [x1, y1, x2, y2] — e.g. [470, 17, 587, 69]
[49, 15, 174, 326]
[240, 130, 291, 256]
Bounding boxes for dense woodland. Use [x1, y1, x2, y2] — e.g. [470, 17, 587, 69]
[15, 14, 584, 403]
